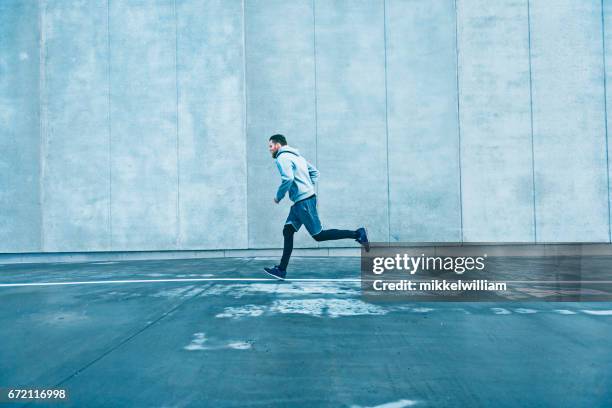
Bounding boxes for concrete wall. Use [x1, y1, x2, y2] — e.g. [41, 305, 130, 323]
[0, 0, 41, 252]
[1, 0, 611, 254]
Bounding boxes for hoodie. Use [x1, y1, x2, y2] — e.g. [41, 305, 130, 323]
[274, 145, 320, 203]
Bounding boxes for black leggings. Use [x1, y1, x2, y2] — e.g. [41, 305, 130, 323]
[279, 225, 357, 271]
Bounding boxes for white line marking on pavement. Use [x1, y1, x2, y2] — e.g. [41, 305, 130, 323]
[0, 278, 362, 288]
[581, 310, 612, 315]
[351, 399, 420, 408]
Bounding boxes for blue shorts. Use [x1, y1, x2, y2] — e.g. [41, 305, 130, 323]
[285, 194, 322, 236]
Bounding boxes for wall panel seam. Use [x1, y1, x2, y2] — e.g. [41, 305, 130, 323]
[242, 0, 250, 247]
[383, 0, 390, 243]
[527, 0, 537, 243]
[174, 0, 181, 248]
[454, 0, 463, 243]
[107, 0, 113, 249]
[39, 0, 47, 252]
[312, 0, 320, 247]
[601, 0, 612, 243]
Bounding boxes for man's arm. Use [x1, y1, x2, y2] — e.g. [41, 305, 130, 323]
[307, 161, 319, 185]
[275, 157, 294, 202]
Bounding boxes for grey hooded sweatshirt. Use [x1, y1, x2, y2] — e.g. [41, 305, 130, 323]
[274, 146, 320, 203]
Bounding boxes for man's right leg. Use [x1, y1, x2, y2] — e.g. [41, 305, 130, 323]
[279, 223, 296, 271]
[312, 229, 357, 241]
[312, 227, 370, 252]
[301, 197, 369, 251]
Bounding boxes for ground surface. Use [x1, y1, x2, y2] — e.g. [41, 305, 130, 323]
[0, 257, 611, 407]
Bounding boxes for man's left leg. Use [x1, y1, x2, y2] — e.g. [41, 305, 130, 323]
[279, 223, 296, 271]
[264, 206, 302, 280]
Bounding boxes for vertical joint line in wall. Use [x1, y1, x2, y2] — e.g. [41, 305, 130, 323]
[39, 0, 46, 251]
[174, 0, 181, 248]
[107, 0, 113, 249]
[312, 0, 320, 248]
[313, 0, 318, 171]
[383, 0, 390, 244]
[527, 0, 537, 243]
[601, 0, 611, 243]
[242, 0, 249, 246]
[453, 0, 463, 243]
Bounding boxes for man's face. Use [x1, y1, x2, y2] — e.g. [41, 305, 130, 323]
[268, 141, 281, 158]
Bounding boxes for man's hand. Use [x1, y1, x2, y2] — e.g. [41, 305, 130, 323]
[274, 197, 280, 204]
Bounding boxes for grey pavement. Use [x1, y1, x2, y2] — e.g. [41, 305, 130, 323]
[0, 257, 611, 407]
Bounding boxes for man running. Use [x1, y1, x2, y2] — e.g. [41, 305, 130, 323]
[264, 134, 370, 280]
